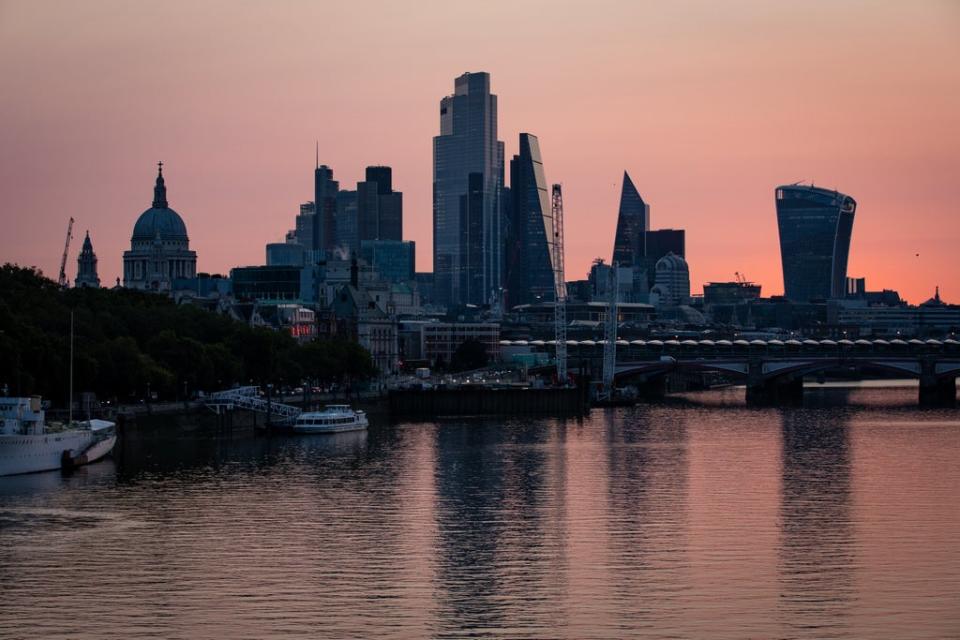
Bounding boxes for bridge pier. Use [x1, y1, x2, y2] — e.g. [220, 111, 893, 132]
[746, 377, 804, 406]
[919, 374, 956, 407]
[746, 361, 803, 406]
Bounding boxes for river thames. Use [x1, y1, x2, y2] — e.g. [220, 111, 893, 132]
[1, 385, 958, 639]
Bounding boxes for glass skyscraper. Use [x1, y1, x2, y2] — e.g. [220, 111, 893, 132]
[611, 171, 649, 266]
[505, 133, 556, 308]
[433, 72, 504, 307]
[775, 184, 856, 301]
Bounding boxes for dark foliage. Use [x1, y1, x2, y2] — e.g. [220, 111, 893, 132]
[0, 264, 375, 405]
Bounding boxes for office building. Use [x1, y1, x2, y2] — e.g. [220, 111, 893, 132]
[611, 171, 649, 266]
[266, 242, 306, 267]
[313, 163, 339, 259]
[335, 189, 359, 256]
[360, 240, 416, 283]
[651, 252, 690, 307]
[365, 166, 402, 241]
[505, 133, 556, 308]
[776, 183, 856, 301]
[433, 71, 505, 307]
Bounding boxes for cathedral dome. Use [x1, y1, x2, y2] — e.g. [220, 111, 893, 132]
[131, 164, 189, 242]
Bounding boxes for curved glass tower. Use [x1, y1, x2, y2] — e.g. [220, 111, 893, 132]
[775, 184, 856, 301]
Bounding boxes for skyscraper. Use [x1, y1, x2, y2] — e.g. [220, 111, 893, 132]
[505, 133, 556, 307]
[775, 184, 856, 301]
[313, 163, 338, 260]
[433, 71, 504, 307]
[358, 166, 403, 243]
[611, 171, 649, 266]
[367, 166, 403, 242]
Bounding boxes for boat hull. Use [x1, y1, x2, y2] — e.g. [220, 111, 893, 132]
[0, 430, 116, 477]
[289, 418, 368, 434]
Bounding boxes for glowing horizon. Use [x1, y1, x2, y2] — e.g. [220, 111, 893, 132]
[1, 0, 957, 304]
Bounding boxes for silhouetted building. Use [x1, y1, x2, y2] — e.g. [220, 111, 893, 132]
[232, 265, 306, 302]
[123, 163, 197, 291]
[295, 202, 316, 253]
[335, 189, 359, 255]
[846, 276, 866, 298]
[638, 228, 685, 290]
[433, 71, 505, 307]
[611, 171, 649, 266]
[776, 184, 856, 301]
[459, 172, 486, 305]
[365, 166, 403, 241]
[505, 133, 556, 308]
[314, 163, 339, 259]
[75, 231, 100, 288]
[703, 281, 761, 305]
[360, 240, 415, 283]
[266, 242, 306, 267]
[651, 252, 690, 307]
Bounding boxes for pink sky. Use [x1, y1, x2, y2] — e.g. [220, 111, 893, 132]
[1, 0, 958, 304]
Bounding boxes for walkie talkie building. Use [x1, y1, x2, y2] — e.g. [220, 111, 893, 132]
[775, 184, 856, 301]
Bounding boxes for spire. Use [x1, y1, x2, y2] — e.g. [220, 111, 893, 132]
[316, 141, 319, 170]
[153, 161, 168, 208]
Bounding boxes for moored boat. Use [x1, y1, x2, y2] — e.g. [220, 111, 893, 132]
[290, 404, 368, 434]
[0, 397, 117, 476]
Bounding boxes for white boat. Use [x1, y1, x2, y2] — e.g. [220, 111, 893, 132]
[0, 396, 117, 477]
[291, 405, 368, 434]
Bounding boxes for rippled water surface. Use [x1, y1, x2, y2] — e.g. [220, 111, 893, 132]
[1, 386, 958, 639]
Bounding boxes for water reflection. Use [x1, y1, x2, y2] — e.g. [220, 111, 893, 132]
[1, 387, 957, 639]
[604, 405, 690, 632]
[778, 401, 855, 638]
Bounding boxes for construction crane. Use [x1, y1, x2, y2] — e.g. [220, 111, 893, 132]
[58, 217, 75, 288]
[551, 184, 567, 384]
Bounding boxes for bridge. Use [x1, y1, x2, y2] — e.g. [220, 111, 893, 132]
[204, 386, 302, 423]
[502, 338, 960, 406]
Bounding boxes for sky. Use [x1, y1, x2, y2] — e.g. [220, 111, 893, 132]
[1, 0, 958, 304]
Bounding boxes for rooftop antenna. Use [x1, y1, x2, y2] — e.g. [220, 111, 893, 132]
[315, 141, 319, 170]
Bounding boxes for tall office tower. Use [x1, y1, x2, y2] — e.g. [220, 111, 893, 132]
[366, 166, 403, 242]
[313, 163, 339, 259]
[611, 171, 649, 266]
[775, 184, 856, 301]
[357, 180, 380, 243]
[295, 202, 316, 253]
[640, 228, 685, 290]
[335, 189, 359, 256]
[433, 71, 505, 307]
[505, 133, 556, 308]
[459, 173, 486, 304]
[75, 231, 100, 288]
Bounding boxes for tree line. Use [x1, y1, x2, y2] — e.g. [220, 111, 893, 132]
[0, 265, 375, 405]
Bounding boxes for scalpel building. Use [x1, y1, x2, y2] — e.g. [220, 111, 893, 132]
[775, 184, 856, 301]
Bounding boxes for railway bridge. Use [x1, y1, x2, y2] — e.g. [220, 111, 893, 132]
[505, 337, 960, 406]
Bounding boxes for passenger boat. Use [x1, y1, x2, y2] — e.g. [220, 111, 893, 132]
[291, 405, 368, 434]
[0, 396, 117, 476]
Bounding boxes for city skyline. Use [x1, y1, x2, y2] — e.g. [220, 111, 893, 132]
[1, 1, 958, 303]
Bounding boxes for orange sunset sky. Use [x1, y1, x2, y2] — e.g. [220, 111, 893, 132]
[1, 0, 957, 304]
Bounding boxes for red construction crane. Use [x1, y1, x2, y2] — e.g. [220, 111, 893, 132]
[58, 217, 74, 288]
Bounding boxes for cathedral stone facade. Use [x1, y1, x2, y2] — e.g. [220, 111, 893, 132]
[123, 163, 197, 291]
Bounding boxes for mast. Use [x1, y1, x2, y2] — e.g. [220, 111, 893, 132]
[68, 311, 74, 427]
